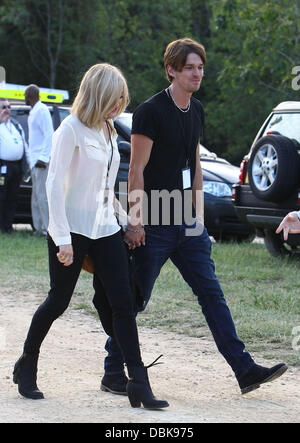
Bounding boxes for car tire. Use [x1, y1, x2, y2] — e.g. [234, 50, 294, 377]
[264, 229, 300, 257]
[248, 135, 300, 202]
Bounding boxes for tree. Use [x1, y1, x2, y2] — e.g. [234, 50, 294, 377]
[94, 0, 192, 108]
[204, 0, 300, 163]
[0, 0, 99, 89]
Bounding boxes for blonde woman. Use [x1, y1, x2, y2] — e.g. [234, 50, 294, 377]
[13, 64, 168, 409]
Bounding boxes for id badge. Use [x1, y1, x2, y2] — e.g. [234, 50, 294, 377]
[182, 167, 191, 189]
[1, 165, 7, 174]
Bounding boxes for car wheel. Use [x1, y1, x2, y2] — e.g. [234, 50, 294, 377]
[248, 135, 300, 202]
[264, 229, 300, 257]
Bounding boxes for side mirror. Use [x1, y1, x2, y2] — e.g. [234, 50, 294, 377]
[118, 141, 131, 156]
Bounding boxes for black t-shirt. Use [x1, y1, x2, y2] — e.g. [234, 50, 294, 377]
[131, 89, 204, 225]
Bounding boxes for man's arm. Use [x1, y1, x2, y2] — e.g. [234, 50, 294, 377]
[124, 134, 153, 249]
[37, 108, 54, 166]
[192, 144, 204, 224]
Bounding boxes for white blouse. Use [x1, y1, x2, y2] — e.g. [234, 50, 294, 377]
[46, 114, 124, 246]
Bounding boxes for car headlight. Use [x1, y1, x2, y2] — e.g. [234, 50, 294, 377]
[203, 180, 232, 197]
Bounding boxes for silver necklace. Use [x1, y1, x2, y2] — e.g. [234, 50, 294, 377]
[166, 87, 191, 113]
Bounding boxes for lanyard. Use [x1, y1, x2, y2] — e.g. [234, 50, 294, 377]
[166, 88, 192, 168]
[105, 121, 114, 175]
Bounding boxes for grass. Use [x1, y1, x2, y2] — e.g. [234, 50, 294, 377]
[0, 230, 299, 366]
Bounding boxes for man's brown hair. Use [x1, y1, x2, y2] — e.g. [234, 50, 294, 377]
[164, 38, 206, 82]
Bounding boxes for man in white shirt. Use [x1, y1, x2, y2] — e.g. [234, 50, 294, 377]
[25, 85, 54, 235]
[0, 98, 28, 233]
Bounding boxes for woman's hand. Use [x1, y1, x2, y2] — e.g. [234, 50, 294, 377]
[57, 244, 74, 266]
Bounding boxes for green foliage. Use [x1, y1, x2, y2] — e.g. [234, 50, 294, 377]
[205, 0, 300, 163]
[0, 0, 299, 163]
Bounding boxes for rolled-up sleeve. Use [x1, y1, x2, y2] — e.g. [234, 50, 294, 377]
[46, 123, 76, 246]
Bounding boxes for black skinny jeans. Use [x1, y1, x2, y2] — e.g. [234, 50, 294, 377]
[24, 230, 143, 369]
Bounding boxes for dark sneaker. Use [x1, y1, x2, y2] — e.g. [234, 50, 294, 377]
[100, 373, 128, 396]
[238, 363, 288, 394]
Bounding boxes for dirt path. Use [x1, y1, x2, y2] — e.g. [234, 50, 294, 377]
[0, 288, 299, 424]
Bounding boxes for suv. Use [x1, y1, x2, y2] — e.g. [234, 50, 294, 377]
[233, 101, 300, 257]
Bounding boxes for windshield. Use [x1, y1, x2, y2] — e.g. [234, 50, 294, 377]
[116, 112, 132, 130]
[58, 107, 70, 122]
[262, 112, 300, 146]
[200, 145, 211, 156]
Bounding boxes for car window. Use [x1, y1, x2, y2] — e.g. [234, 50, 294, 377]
[200, 145, 211, 156]
[58, 108, 70, 122]
[116, 113, 132, 131]
[10, 110, 29, 142]
[10, 106, 70, 141]
[262, 113, 300, 146]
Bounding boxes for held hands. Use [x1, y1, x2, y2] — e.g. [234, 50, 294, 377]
[57, 244, 74, 266]
[276, 211, 300, 241]
[124, 224, 145, 250]
[35, 160, 48, 169]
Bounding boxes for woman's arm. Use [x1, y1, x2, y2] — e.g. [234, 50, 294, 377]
[46, 123, 77, 250]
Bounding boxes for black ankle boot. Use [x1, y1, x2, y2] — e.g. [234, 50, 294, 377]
[13, 353, 44, 400]
[127, 355, 169, 409]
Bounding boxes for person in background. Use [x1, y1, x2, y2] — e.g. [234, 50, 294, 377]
[25, 84, 53, 236]
[13, 64, 168, 410]
[0, 98, 28, 233]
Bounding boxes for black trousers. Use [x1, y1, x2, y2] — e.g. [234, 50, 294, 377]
[23, 230, 143, 369]
[0, 160, 22, 232]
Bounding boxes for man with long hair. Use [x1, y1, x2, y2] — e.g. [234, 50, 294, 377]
[102, 38, 288, 397]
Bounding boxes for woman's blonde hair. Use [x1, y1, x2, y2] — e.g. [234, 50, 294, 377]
[71, 63, 129, 129]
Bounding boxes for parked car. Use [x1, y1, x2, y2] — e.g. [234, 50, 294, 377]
[232, 101, 300, 256]
[102, 112, 254, 242]
[199, 145, 254, 242]
[13, 106, 253, 241]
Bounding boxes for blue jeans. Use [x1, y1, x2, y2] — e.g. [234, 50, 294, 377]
[103, 224, 255, 379]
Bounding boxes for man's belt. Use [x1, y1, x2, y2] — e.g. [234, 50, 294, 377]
[0, 159, 22, 165]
